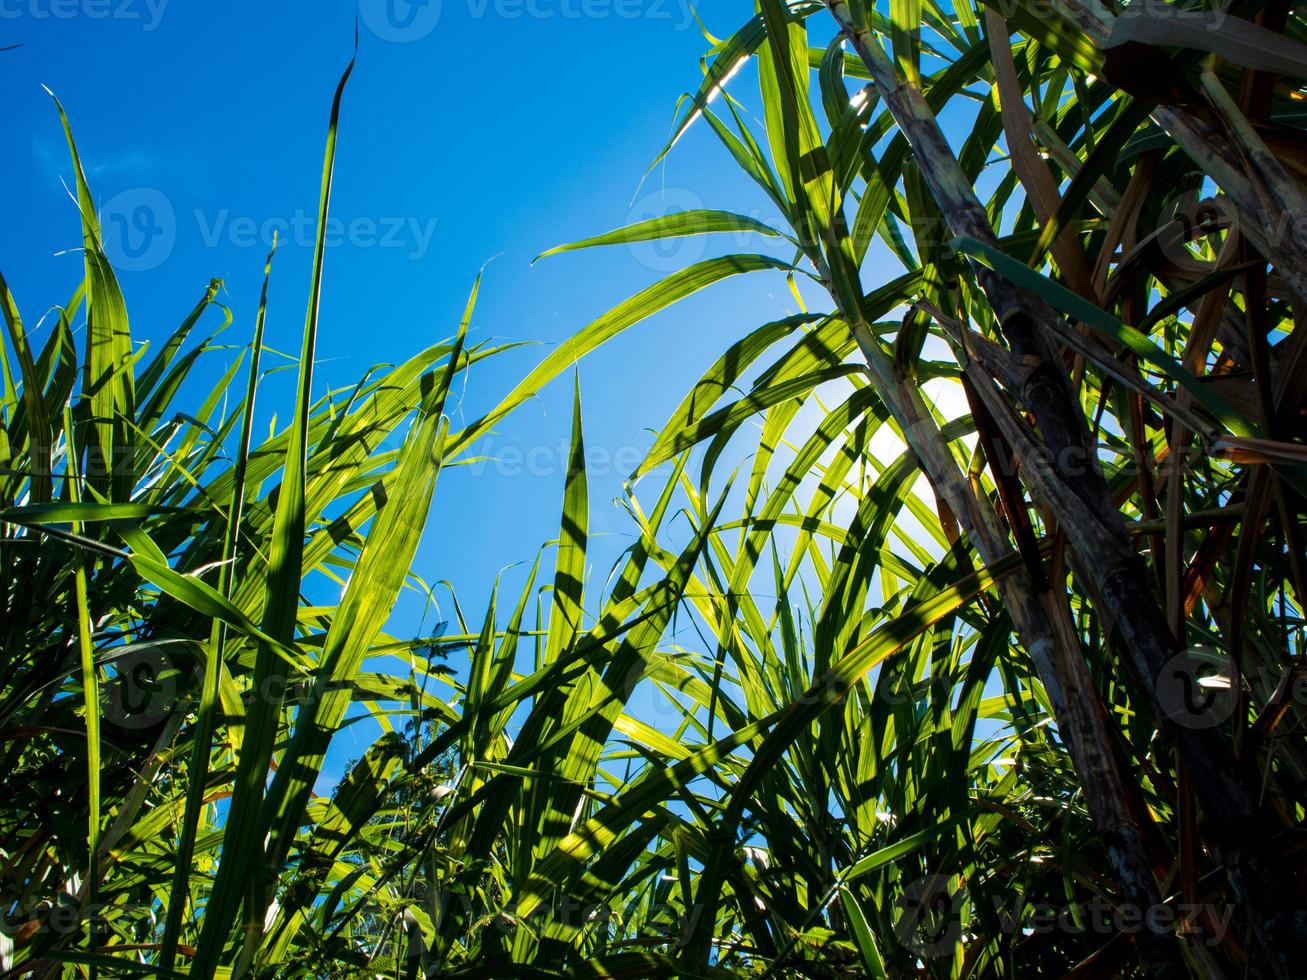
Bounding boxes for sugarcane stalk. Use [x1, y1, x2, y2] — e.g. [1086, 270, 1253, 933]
[824, 1, 1304, 971]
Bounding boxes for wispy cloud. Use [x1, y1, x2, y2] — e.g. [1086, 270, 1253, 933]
[33, 133, 166, 183]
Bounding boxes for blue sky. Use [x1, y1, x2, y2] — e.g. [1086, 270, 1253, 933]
[1, 1, 815, 605]
[3, 0, 848, 765]
[2, 0, 1001, 790]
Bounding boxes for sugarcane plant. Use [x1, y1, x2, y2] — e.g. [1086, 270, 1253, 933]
[4, 0, 1307, 977]
[511, 0, 1307, 974]
[0, 48, 588, 980]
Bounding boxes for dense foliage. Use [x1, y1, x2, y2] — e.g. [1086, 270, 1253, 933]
[3, 0, 1306, 977]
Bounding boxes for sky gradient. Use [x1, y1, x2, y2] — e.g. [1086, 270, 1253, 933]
[2, 1, 812, 600]
[3, 1, 857, 767]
